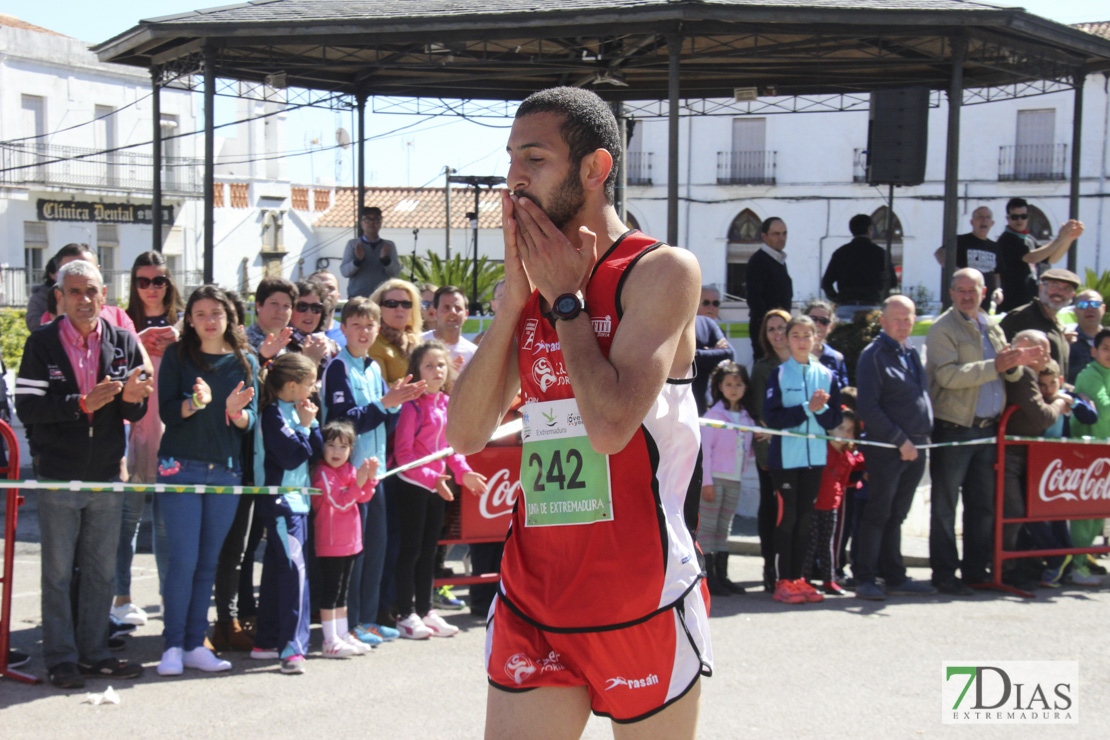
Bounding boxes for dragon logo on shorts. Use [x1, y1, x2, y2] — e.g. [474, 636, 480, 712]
[505, 653, 537, 685]
[531, 357, 560, 393]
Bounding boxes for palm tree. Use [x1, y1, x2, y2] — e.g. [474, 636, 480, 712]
[402, 251, 504, 311]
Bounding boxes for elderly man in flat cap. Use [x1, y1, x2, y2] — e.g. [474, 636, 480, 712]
[1000, 267, 1081, 382]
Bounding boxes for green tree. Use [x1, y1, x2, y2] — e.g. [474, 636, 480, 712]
[0, 308, 30, 370]
[402, 252, 505, 309]
[1084, 269, 1110, 327]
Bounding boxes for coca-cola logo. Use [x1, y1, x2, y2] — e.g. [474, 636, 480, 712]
[1038, 457, 1110, 503]
[479, 467, 521, 520]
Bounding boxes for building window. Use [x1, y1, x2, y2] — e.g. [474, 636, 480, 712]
[725, 209, 764, 299]
[718, 118, 776, 185]
[97, 224, 121, 302]
[1026, 204, 1053, 242]
[24, 221, 48, 290]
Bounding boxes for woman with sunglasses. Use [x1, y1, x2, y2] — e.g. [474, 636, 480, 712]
[111, 252, 184, 628]
[749, 308, 793, 592]
[290, 280, 338, 369]
[803, 300, 849, 390]
[368, 278, 425, 383]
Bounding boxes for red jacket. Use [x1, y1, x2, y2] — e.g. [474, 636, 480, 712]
[816, 443, 865, 511]
[311, 462, 377, 557]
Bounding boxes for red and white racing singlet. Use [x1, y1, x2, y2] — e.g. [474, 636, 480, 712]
[500, 230, 702, 631]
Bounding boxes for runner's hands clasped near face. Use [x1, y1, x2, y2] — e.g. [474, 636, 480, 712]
[497, 190, 538, 316]
[510, 194, 596, 305]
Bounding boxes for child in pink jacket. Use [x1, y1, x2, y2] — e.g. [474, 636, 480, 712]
[311, 420, 379, 658]
[392, 341, 487, 639]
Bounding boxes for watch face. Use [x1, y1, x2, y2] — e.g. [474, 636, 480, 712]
[555, 295, 579, 315]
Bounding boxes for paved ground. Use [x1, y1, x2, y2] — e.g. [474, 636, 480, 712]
[3, 488, 1109, 738]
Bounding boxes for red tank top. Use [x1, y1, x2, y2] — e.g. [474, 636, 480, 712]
[501, 230, 703, 631]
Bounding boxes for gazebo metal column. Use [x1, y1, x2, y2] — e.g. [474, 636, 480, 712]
[1068, 69, 1085, 274]
[151, 68, 162, 252]
[356, 91, 368, 235]
[667, 32, 682, 247]
[203, 45, 216, 283]
[940, 36, 965, 309]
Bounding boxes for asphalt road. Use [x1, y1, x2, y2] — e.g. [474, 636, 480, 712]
[2, 492, 1108, 738]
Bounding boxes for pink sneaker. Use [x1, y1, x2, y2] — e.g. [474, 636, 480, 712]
[396, 613, 432, 639]
[421, 610, 459, 637]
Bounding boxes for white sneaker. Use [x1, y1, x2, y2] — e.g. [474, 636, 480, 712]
[342, 633, 372, 654]
[1071, 570, 1102, 586]
[396, 612, 432, 640]
[111, 602, 148, 626]
[157, 647, 183, 676]
[322, 638, 359, 658]
[183, 646, 232, 672]
[422, 610, 459, 638]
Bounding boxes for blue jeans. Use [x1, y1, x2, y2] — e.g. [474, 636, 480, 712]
[38, 485, 123, 668]
[929, 424, 996, 584]
[114, 491, 145, 597]
[157, 458, 241, 650]
[347, 482, 386, 626]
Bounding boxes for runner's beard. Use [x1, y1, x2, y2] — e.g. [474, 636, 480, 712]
[517, 165, 586, 230]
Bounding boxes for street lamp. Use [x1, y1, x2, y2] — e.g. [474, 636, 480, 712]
[447, 174, 506, 309]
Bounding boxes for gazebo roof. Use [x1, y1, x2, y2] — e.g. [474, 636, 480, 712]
[94, 0, 1110, 102]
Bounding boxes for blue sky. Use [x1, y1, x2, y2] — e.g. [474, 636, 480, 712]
[5, 0, 1108, 189]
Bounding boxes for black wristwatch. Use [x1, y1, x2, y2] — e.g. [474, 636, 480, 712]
[551, 292, 586, 322]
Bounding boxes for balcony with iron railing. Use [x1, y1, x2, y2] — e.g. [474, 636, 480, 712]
[852, 148, 868, 183]
[0, 142, 204, 195]
[716, 150, 777, 185]
[625, 151, 653, 186]
[997, 144, 1068, 182]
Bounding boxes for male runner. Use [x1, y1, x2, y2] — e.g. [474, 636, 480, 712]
[447, 87, 710, 739]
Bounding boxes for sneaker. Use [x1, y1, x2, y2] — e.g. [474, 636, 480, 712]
[794, 580, 824, 603]
[772, 580, 805, 605]
[1042, 555, 1072, 588]
[110, 602, 148, 626]
[109, 617, 137, 639]
[107, 637, 127, 651]
[855, 581, 887, 601]
[1069, 567, 1102, 587]
[885, 578, 938, 596]
[342, 633, 373, 654]
[157, 647, 184, 676]
[364, 623, 399, 641]
[1086, 555, 1107, 575]
[250, 647, 280, 660]
[48, 661, 85, 689]
[433, 585, 466, 611]
[821, 581, 847, 596]
[79, 657, 144, 679]
[352, 625, 384, 646]
[183, 646, 231, 672]
[396, 612, 433, 639]
[280, 655, 306, 674]
[8, 649, 31, 669]
[322, 638, 359, 658]
[422, 610, 460, 637]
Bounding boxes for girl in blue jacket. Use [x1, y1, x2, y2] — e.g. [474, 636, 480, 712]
[253, 353, 323, 674]
[764, 315, 843, 605]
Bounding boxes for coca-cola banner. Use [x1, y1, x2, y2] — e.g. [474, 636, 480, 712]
[1027, 443, 1110, 519]
[460, 446, 521, 541]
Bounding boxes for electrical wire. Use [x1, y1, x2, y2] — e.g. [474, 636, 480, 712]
[3, 92, 154, 144]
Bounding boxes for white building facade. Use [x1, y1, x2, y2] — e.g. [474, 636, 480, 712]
[624, 68, 1110, 317]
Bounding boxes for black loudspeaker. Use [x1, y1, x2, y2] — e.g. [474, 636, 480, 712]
[866, 87, 929, 186]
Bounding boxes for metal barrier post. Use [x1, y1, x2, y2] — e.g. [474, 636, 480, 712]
[1, 419, 38, 683]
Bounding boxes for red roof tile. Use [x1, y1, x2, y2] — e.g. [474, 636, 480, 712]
[1074, 21, 1110, 39]
[0, 14, 67, 36]
[316, 186, 504, 230]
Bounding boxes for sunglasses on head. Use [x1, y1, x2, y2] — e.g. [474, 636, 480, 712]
[381, 299, 413, 310]
[136, 275, 169, 289]
[294, 301, 324, 314]
[1077, 299, 1104, 309]
[702, 299, 720, 307]
[809, 316, 832, 326]
[1009, 213, 1029, 221]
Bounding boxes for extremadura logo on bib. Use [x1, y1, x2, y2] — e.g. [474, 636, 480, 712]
[520, 398, 613, 527]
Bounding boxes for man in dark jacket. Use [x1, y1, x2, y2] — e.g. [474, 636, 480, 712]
[853, 295, 935, 600]
[745, 217, 792, 359]
[15, 260, 152, 688]
[822, 213, 896, 314]
[693, 286, 734, 415]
